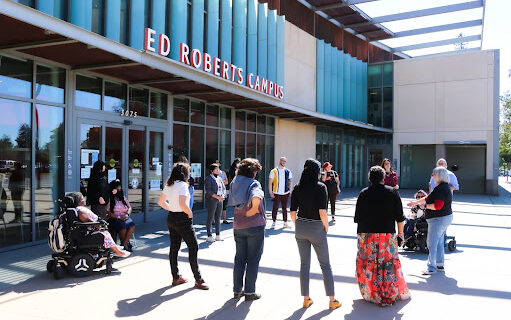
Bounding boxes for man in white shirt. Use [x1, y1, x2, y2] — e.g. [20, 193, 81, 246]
[429, 158, 460, 194]
[269, 157, 293, 228]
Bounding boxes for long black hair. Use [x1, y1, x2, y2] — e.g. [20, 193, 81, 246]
[109, 179, 129, 212]
[299, 159, 321, 186]
[90, 160, 106, 181]
[167, 162, 191, 187]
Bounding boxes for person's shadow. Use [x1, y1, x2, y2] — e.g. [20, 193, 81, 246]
[195, 298, 253, 320]
[115, 285, 194, 317]
[344, 299, 410, 320]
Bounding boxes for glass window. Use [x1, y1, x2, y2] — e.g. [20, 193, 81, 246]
[148, 131, 164, 211]
[190, 126, 204, 209]
[75, 74, 101, 109]
[17, 0, 34, 7]
[80, 124, 101, 200]
[235, 132, 245, 159]
[173, 98, 189, 122]
[150, 92, 168, 119]
[219, 130, 231, 171]
[247, 113, 256, 132]
[0, 55, 32, 98]
[173, 124, 189, 164]
[190, 101, 205, 124]
[256, 134, 266, 186]
[220, 107, 232, 129]
[383, 87, 393, 129]
[235, 111, 245, 131]
[129, 87, 149, 117]
[266, 117, 275, 134]
[105, 127, 122, 182]
[265, 135, 275, 179]
[257, 115, 266, 133]
[35, 104, 64, 240]
[367, 64, 382, 88]
[246, 133, 256, 158]
[120, 0, 128, 44]
[383, 63, 393, 87]
[35, 64, 65, 103]
[128, 129, 145, 213]
[0, 98, 32, 247]
[92, 0, 104, 35]
[104, 81, 127, 113]
[368, 88, 382, 127]
[53, 0, 68, 20]
[206, 104, 219, 127]
[206, 128, 219, 168]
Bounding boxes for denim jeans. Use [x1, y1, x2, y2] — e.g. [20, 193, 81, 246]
[426, 214, 453, 271]
[233, 225, 265, 294]
[206, 198, 222, 237]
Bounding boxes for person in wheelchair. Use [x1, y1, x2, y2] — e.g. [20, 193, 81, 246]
[68, 192, 131, 258]
[107, 180, 135, 252]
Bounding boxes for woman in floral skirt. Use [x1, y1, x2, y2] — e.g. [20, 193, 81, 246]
[354, 166, 410, 307]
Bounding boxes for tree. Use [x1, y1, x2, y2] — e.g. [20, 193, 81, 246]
[15, 124, 31, 148]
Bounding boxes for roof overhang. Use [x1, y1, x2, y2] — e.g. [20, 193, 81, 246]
[0, 0, 392, 133]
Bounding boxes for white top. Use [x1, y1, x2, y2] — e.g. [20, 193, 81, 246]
[269, 167, 293, 195]
[161, 181, 190, 212]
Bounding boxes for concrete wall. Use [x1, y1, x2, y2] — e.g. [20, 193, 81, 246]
[283, 22, 316, 111]
[393, 50, 500, 194]
[274, 118, 316, 186]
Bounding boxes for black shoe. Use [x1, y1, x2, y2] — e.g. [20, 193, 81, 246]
[126, 242, 133, 250]
[245, 293, 261, 301]
[437, 266, 445, 271]
[233, 292, 245, 299]
[223, 220, 231, 224]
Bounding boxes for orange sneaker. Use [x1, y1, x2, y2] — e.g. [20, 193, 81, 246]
[329, 300, 342, 310]
[303, 299, 314, 308]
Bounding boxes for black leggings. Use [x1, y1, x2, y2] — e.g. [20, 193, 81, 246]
[328, 193, 338, 217]
[167, 212, 202, 281]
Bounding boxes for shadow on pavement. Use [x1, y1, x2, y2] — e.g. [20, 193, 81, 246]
[195, 298, 253, 320]
[116, 285, 194, 317]
[344, 299, 410, 320]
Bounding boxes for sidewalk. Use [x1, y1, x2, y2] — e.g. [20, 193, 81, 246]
[0, 185, 510, 319]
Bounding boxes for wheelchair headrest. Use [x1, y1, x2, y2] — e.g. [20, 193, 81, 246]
[63, 196, 77, 209]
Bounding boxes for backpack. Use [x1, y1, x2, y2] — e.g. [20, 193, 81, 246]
[48, 216, 66, 253]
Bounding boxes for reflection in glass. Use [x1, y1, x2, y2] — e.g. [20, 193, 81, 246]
[105, 127, 122, 182]
[190, 101, 205, 124]
[206, 104, 219, 127]
[266, 117, 275, 134]
[129, 87, 149, 117]
[256, 135, 266, 186]
[368, 88, 382, 127]
[190, 126, 204, 209]
[35, 64, 65, 103]
[35, 104, 64, 240]
[219, 130, 231, 171]
[173, 98, 189, 122]
[0, 55, 32, 98]
[383, 87, 393, 129]
[246, 133, 256, 158]
[173, 124, 189, 164]
[128, 130, 145, 213]
[383, 63, 393, 87]
[149, 131, 164, 211]
[104, 81, 127, 113]
[235, 111, 245, 130]
[235, 132, 245, 159]
[0, 98, 32, 247]
[257, 115, 266, 133]
[80, 124, 102, 199]
[150, 92, 168, 119]
[206, 128, 219, 170]
[220, 107, 231, 129]
[368, 64, 382, 88]
[247, 113, 256, 132]
[76, 74, 101, 109]
[92, 0, 104, 35]
[265, 135, 275, 180]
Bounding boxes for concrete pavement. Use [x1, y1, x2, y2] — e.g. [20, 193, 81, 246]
[0, 182, 510, 319]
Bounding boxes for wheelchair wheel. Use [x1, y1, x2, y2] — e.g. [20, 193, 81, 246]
[46, 260, 56, 273]
[105, 258, 113, 275]
[53, 264, 63, 280]
[448, 240, 456, 252]
[69, 254, 94, 277]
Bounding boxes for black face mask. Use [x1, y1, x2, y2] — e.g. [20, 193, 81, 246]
[213, 174, 218, 178]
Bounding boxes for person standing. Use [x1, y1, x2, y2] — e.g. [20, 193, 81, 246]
[381, 158, 399, 189]
[290, 159, 341, 310]
[408, 167, 453, 275]
[204, 163, 226, 242]
[8, 162, 25, 223]
[354, 166, 410, 307]
[429, 158, 459, 193]
[228, 158, 266, 301]
[269, 157, 293, 228]
[215, 160, 230, 225]
[157, 162, 209, 290]
[87, 160, 110, 220]
[321, 162, 340, 222]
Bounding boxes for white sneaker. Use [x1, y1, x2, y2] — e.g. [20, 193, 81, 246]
[114, 249, 131, 258]
[271, 222, 276, 228]
[422, 269, 435, 275]
[283, 222, 290, 228]
[215, 235, 224, 241]
[206, 236, 215, 243]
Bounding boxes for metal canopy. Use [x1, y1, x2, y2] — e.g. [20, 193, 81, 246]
[303, 0, 486, 58]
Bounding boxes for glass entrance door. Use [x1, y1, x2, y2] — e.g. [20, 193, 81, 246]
[128, 128, 145, 214]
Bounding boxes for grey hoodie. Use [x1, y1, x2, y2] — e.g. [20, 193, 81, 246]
[227, 175, 264, 209]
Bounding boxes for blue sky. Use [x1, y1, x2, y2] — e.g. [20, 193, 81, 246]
[357, 0, 510, 95]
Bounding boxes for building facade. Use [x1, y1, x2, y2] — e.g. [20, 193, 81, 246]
[0, 0, 498, 250]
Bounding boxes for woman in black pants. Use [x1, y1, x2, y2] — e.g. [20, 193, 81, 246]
[290, 159, 341, 310]
[158, 162, 208, 290]
[87, 160, 110, 220]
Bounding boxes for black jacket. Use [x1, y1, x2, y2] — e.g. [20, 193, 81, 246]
[86, 176, 109, 206]
[354, 184, 405, 233]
